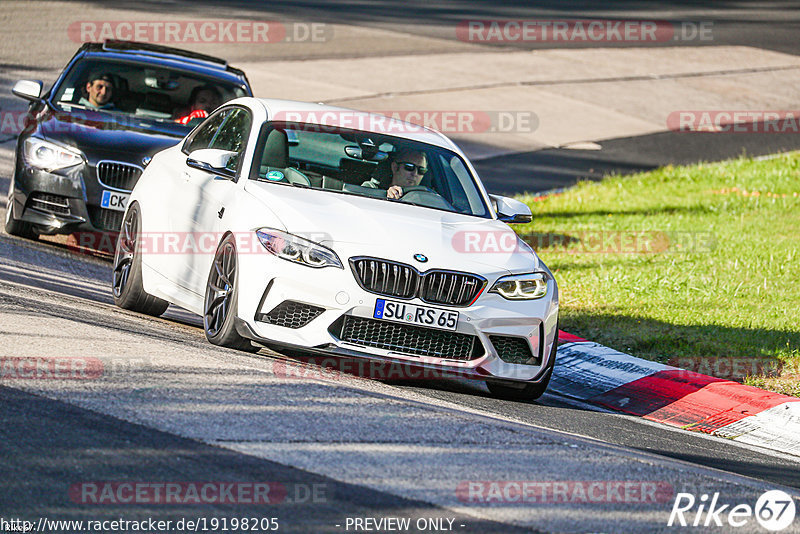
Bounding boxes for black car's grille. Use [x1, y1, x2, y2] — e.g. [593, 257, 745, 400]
[350, 257, 485, 307]
[335, 316, 482, 361]
[257, 300, 324, 329]
[490, 335, 540, 365]
[28, 193, 70, 215]
[87, 206, 124, 232]
[96, 161, 143, 191]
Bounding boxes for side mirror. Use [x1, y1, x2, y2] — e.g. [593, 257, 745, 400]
[490, 194, 532, 224]
[186, 149, 238, 178]
[12, 80, 44, 101]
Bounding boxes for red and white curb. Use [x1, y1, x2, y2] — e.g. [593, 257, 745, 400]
[552, 332, 800, 456]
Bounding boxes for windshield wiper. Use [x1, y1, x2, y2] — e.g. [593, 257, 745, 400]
[57, 102, 88, 111]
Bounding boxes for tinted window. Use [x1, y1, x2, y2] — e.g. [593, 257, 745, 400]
[210, 109, 252, 171]
[253, 122, 489, 218]
[184, 110, 228, 154]
[51, 58, 247, 126]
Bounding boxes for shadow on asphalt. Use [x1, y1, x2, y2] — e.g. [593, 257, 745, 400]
[0, 386, 540, 534]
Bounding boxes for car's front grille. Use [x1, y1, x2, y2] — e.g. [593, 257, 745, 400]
[350, 257, 485, 307]
[335, 316, 483, 361]
[87, 206, 124, 232]
[257, 300, 325, 329]
[352, 258, 418, 299]
[489, 335, 540, 365]
[96, 161, 143, 192]
[28, 193, 70, 215]
[419, 271, 484, 306]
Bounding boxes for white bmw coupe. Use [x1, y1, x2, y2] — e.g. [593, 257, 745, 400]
[112, 97, 559, 400]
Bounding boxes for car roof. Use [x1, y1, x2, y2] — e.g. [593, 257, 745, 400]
[76, 41, 250, 88]
[246, 98, 459, 150]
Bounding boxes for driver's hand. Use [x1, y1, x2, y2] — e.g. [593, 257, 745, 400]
[387, 185, 403, 199]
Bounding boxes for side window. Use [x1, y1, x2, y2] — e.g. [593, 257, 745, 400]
[208, 109, 252, 172]
[436, 154, 487, 216]
[183, 110, 229, 154]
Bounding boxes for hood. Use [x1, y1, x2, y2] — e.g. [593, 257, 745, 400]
[244, 181, 540, 275]
[39, 107, 184, 164]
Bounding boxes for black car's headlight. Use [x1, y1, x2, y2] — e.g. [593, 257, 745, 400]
[256, 228, 343, 269]
[23, 138, 83, 171]
[489, 272, 548, 300]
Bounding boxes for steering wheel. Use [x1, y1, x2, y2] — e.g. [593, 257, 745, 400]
[398, 185, 455, 210]
[399, 185, 433, 197]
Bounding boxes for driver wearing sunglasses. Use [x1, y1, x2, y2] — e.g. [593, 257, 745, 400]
[362, 148, 428, 199]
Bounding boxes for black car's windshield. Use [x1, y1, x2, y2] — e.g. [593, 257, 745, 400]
[253, 122, 490, 218]
[51, 58, 247, 128]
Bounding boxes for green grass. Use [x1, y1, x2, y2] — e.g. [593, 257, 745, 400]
[514, 153, 800, 396]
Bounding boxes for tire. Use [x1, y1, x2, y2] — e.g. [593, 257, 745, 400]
[486, 328, 559, 401]
[112, 203, 169, 316]
[203, 234, 258, 352]
[4, 184, 37, 239]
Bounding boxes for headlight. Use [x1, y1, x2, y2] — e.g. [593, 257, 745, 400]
[490, 272, 548, 300]
[23, 138, 83, 171]
[256, 228, 343, 269]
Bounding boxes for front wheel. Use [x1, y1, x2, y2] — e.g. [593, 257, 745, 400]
[486, 329, 558, 401]
[112, 203, 169, 316]
[203, 235, 258, 352]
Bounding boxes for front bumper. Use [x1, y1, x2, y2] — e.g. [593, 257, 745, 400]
[236, 246, 559, 383]
[9, 156, 126, 235]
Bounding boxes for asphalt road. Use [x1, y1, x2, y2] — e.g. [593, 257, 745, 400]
[64, 0, 800, 56]
[2, 230, 799, 533]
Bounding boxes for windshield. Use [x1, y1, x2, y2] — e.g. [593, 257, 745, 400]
[50, 58, 247, 128]
[253, 123, 490, 218]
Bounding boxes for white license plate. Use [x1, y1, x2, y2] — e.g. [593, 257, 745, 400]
[100, 190, 130, 212]
[373, 298, 459, 331]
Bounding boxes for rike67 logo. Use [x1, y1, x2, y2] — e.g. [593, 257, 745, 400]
[668, 490, 796, 531]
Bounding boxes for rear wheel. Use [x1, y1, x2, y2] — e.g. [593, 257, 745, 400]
[203, 235, 258, 352]
[486, 329, 558, 401]
[4, 184, 37, 239]
[112, 203, 169, 316]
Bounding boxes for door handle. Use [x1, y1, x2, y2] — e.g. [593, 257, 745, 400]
[217, 206, 225, 219]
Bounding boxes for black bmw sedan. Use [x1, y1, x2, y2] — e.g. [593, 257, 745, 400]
[5, 40, 252, 239]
